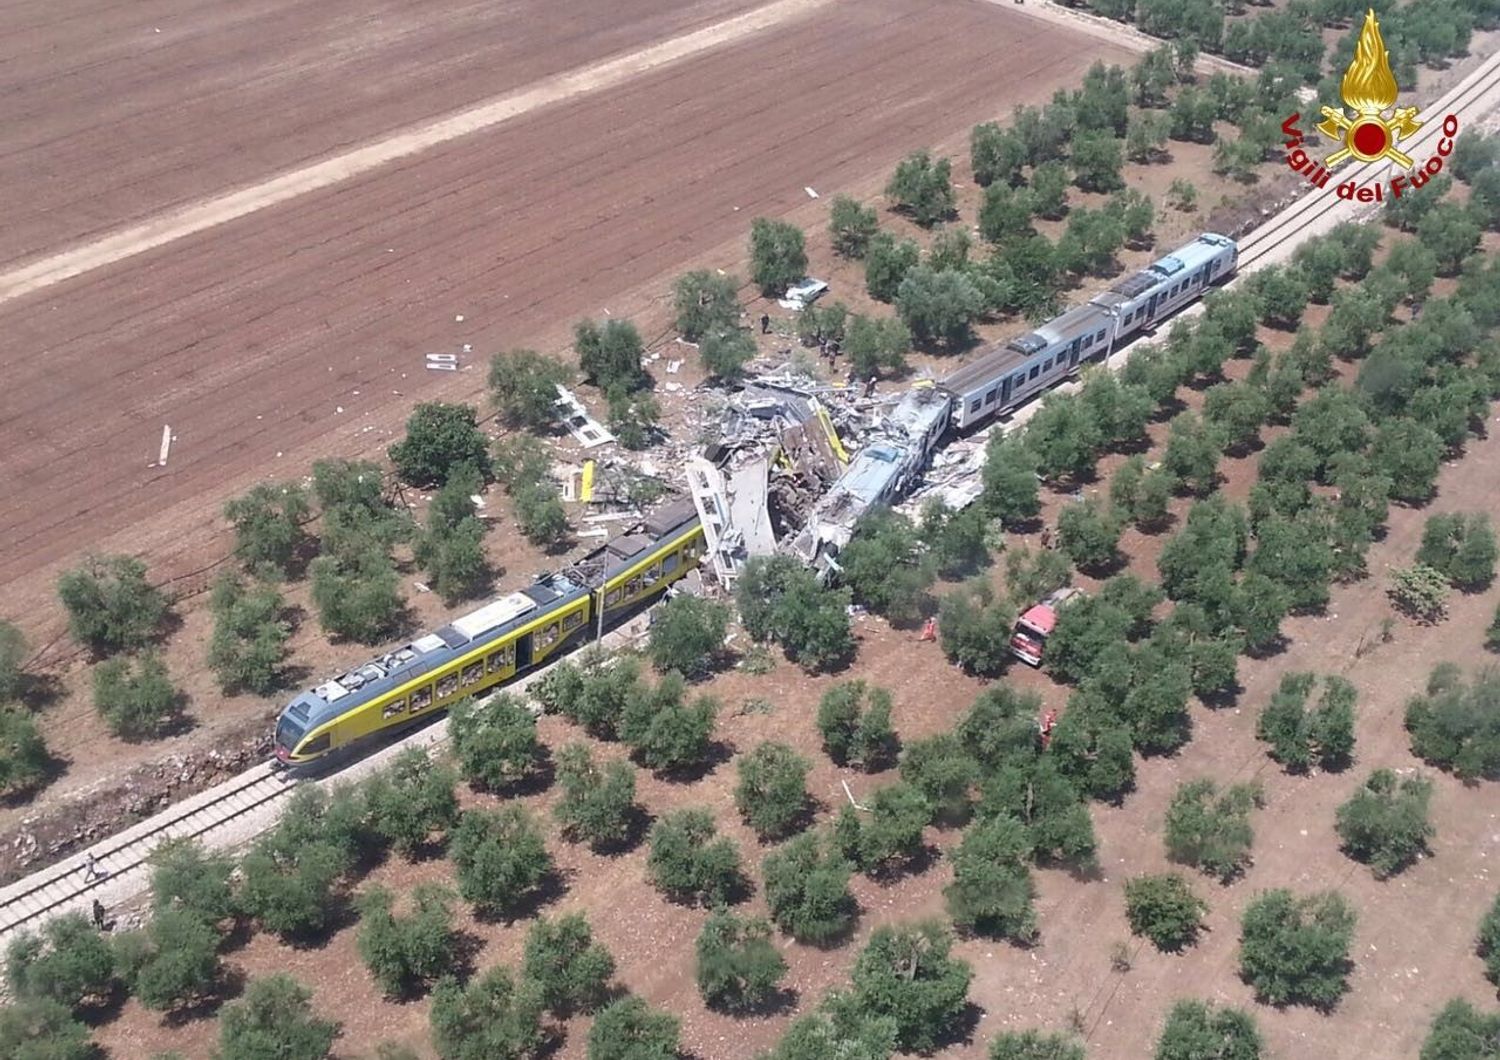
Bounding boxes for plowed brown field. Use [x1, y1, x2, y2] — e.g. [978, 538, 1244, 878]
[0, 0, 1127, 642]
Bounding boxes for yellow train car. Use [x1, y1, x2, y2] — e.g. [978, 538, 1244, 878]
[275, 500, 705, 764]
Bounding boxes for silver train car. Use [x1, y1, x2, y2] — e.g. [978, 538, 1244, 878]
[942, 232, 1238, 431]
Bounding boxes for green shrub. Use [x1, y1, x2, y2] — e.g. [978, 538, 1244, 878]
[1479, 891, 1500, 990]
[845, 921, 972, 1053]
[763, 831, 856, 944]
[449, 806, 553, 917]
[4, 912, 116, 1008]
[1420, 999, 1500, 1060]
[388, 402, 490, 487]
[647, 594, 729, 677]
[588, 995, 681, 1060]
[0, 708, 51, 798]
[488, 349, 570, 429]
[1255, 672, 1356, 772]
[554, 743, 639, 851]
[207, 575, 290, 694]
[218, 974, 338, 1060]
[990, 1031, 1086, 1060]
[362, 747, 460, 856]
[149, 837, 236, 923]
[945, 814, 1037, 943]
[1154, 999, 1262, 1060]
[449, 694, 544, 791]
[1405, 664, 1500, 780]
[0, 998, 91, 1060]
[815, 680, 899, 770]
[116, 907, 221, 1011]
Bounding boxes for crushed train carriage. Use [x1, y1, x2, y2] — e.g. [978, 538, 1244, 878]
[275, 232, 1236, 762]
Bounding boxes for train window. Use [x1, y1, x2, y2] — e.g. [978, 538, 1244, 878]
[968, 398, 981, 413]
[662, 552, 680, 574]
[1082, 336, 1093, 350]
[436, 673, 459, 698]
[564, 609, 586, 632]
[382, 699, 406, 719]
[1043, 358, 1053, 372]
[625, 577, 643, 597]
[411, 686, 433, 711]
[461, 662, 484, 686]
[301, 733, 331, 756]
[985, 387, 998, 404]
[1029, 365, 1040, 380]
[486, 649, 507, 673]
[645, 562, 662, 582]
[1095, 329, 1106, 343]
[537, 622, 560, 648]
[605, 588, 623, 607]
[1124, 312, 1133, 325]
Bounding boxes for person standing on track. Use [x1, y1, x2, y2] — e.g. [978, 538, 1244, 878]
[92, 899, 106, 931]
[760, 313, 771, 334]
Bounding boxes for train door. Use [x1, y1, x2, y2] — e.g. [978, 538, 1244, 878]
[1147, 292, 1160, 319]
[1196, 267, 1209, 289]
[1000, 375, 1013, 407]
[1067, 338, 1082, 368]
[515, 633, 534, 672]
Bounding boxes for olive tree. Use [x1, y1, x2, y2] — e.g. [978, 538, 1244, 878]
[816, 680, 899, 771]
[357, 883, 460, 997]
[750, 218, 808, 296]
[845, 921, 973, 1053]
[488, 349, 569, 430]
[648, 594, 730, 677]
[1164, 779, 1261, 883]
[388, 402, 490, 488]
[695, 909, 787, 1012]
[449, 694, 544, 792]
[1335, 769, 1434, 878]
[944, 814, 1037, 943]
[92, 651, 181, 740]
[522, 913, 616, 1017]
[553, 743, 639, 852]
[1124, 874, 1207, 952]
[429, 966, 545, 1060]
[224, 483, 309, 577]
[588, 995, 681, 1060]
[762, 831, 856, 944]
[735, 741, 810, 840]
[646, 808, 746, 906]
[1238, 889, 1356, 1009]
[58, 554, 166, 655]
[1154, 1000, 1262, 1060]
[449, 806, 554, 917]
[217, 974, 338, 1060]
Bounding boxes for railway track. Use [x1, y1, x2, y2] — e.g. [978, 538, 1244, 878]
[2, 41, 1498, 956]
[0, 764, 293, 945]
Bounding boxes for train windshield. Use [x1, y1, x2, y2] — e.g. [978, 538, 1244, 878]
[275, 714, 305, 750]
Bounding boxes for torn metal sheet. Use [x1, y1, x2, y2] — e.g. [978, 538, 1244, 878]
[554, 384, 615, 449]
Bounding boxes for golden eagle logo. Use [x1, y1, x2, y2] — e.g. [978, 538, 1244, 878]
[1316, 9, 1422, 167]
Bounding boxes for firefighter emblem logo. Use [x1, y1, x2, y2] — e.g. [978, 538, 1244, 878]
[1315, 8, 1422, 168]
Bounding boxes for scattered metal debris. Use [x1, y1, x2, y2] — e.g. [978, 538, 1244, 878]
[425, 353, 458, 372]
[554, 384, 615, 449]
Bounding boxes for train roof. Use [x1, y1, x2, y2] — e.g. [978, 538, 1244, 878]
[281, 499, 700, 738]
[941, 344, 1027, 396]
[1022, 303, 1112, 347]
[1093, 233, 1237, 308]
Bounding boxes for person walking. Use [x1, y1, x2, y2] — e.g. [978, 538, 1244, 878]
[760, 313, 771, 334]
[83, 852, 101, 882]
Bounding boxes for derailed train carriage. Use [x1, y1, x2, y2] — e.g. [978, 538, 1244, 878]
[787, 232, 1238, 571]
[274, 500, 705, 764]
